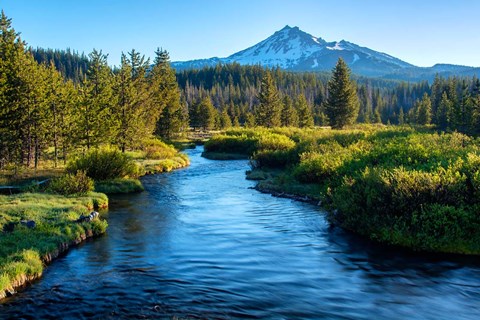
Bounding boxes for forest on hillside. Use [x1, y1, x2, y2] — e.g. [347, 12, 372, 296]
[30, 47, 480, 133]
[3, 9, 480, 171]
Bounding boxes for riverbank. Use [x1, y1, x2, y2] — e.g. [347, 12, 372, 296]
[0, 192, 108, 300]
[205, 126, 480, 255]
[0, 140, 192, 300]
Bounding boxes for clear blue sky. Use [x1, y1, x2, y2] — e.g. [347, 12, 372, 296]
[2, 0, 479, 67]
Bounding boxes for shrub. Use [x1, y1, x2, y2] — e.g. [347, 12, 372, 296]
[143, 139, 178, 160]
[67, 148, 140, 181]
[204, 134, 257, 155]
[256, 133, 295, 151]
[47, 171, 94, 195]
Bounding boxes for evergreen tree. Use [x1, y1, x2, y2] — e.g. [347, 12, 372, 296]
[151, 48, 188, 139]
[245, 113, 256, 127]
[196, 96, 216, 130]
[416, 93, 432, 125]
[81, 49, 115, 149]
[112, 52, 152, 152]
[295, 94, 314, 128]
[255, 71, 281, 127]
[325, 58, 359, 129]
[437, 92, 452, 129]
[0, 11, 49, 167]
[281, 95, 298, 127]
[398, 107, 405, 125]
[219, 108, 232, 129]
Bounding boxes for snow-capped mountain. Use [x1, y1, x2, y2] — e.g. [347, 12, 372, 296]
[171, 25, 480, 80]
[171, 25, 414, 77]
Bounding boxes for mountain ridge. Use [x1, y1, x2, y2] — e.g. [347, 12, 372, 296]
[172, 25, 479, 81]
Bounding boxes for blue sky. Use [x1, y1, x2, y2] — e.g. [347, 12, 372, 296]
[2, 0, 479, 67]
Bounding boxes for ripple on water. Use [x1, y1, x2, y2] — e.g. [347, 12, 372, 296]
[1, 146, 480, 319]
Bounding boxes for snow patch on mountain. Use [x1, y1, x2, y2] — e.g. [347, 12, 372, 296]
[327, 42, 344, 50]
[352, 54, 360, 64]
[172, 25, 416, 77]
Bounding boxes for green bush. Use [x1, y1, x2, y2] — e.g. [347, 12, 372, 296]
[204, 134, 257, 155]
[67, 148, 140, 181]
[47, 171, 94, 196]
[143, 139, 178, 159]
[256, 133, 295, 151]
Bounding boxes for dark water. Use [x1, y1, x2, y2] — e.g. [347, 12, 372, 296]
[1, 147, 480, 319]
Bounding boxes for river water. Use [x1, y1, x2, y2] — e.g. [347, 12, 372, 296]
[1, 146, 480, 319]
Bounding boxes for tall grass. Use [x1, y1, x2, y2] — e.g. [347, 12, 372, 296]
[0, 192, 108, 294]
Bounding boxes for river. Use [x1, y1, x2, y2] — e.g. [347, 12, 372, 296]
[1, 146, 480, 319]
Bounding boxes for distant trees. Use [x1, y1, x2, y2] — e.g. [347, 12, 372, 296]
[296, 94, 314, 128]
[190, 96, 216, 130]
[414, 93, 432, 125]
[325, 58, 360, 129]
[255, 71, 282, 127]
[281, 96, 298, 127]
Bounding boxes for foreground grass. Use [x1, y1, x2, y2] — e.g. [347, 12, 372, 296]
[206, 125, 480, 255]
[0, 192, 108, 297]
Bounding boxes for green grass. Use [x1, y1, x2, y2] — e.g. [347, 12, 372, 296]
[140, 154, 190, 174]
[0, 192, 108, 296]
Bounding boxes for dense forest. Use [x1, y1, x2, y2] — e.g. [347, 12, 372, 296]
[178, 64, 480, 133]
[0, 12, 188, 169]
[30, 47, 480, 134]
[3, 9, 480, 171]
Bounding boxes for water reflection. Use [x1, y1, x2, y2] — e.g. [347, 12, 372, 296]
[1, 146, 479, 319]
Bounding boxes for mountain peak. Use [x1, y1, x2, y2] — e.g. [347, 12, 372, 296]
[172, 25, 415, 77]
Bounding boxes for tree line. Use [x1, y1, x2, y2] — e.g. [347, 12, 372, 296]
[27, 30, 480, 133]
[0, 11, 187, 169]
[178, 61, 480, 132]
[3, 10, 480, 169]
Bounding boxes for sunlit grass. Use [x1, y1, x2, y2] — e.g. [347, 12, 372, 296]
[0, 192, 108, 295]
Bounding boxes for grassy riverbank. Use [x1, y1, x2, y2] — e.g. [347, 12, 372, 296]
[205, 126, 480, 255]
[0, 192, 108, 298]
[0, 139, 190, 299]
[0, 139, 190, 196]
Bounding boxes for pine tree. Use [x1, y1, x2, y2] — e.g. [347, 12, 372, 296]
[151, 48, 188, 139]
[416, 93, 432, 125]
[325, 58, 359, 129]
[112, 52, 152, 152]
[196, 96, 216, 130]
[245, 113, 255, 127]
[281, 95, 298, 127]
[219, 108, 232, 129]
[81, 49, 115, 149]
[255, 71, 281, 127]
[373, 109, 382, 123]
[295, 94, 314, 128]
[398, 107, 405, 125]
[0, 11, 50, 167]
[437, 92, 452, 129]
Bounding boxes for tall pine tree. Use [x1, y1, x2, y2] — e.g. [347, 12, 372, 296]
[150, 48, 188, 139]
[325, 58, 359, 129]
[255, 71, 281, 127]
